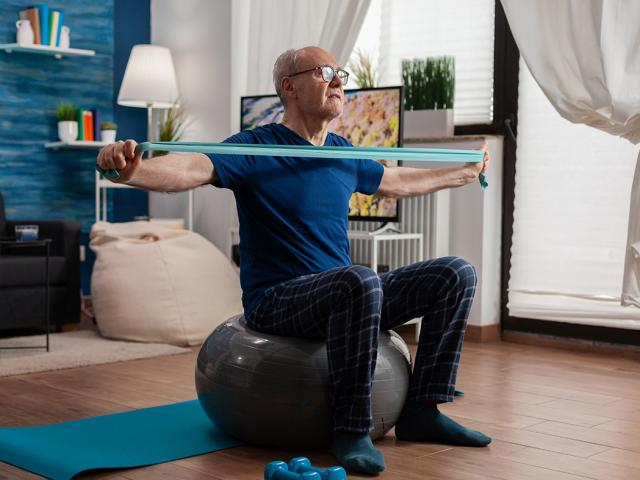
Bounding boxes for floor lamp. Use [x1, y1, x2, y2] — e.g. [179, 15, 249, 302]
[117, 44, 193, 230]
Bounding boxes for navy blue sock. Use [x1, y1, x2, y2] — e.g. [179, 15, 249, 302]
[331, 432, 385, 475]
[395, 400, 491, 446]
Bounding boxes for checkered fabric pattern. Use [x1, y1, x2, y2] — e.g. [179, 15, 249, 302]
[246, 256, 477, 433]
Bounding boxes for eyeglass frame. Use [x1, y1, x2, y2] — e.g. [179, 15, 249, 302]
[285, 64, 349, 85]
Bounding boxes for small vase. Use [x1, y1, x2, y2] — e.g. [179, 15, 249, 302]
[16, 20, 34, 46]
[101, 130, 116, 143]
[58, 121, 78, 142]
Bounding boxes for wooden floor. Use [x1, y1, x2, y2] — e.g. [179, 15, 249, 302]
[1, 338, 639, 479]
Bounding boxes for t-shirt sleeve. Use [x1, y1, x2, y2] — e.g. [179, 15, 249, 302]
[331, 134, 385, 195]
[207, 131, 256, 190]
[355, 158, 385, 195]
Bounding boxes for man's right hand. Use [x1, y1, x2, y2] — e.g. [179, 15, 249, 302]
[96, 139, 143, 183]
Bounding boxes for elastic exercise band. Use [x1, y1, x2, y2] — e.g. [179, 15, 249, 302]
[96, 141, 488, 189]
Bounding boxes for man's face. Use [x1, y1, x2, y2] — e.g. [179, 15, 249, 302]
[286, 49, 345, 120]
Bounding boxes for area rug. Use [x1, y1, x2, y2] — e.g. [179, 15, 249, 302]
[0, 330, 191, 377]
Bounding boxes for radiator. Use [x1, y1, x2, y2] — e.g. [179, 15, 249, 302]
[348, 193, 440, 272]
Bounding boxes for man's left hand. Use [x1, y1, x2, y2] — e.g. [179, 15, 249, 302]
[465, 142, 490, 177]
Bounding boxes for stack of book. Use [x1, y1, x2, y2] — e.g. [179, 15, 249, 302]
[76, 109, 102, 142]
[18, 5, 64, 47]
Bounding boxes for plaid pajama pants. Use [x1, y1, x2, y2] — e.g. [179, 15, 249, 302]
[246, 255, 477, 433]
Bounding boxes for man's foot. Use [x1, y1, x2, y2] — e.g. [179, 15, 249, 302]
[331, 431, 386, 475]
[395, 400, 491, 446]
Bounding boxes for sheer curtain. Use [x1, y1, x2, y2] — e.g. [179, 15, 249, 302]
[501, 0, 640, 316]
[509, 60, 640, 329]
[229, 0, 370, 133]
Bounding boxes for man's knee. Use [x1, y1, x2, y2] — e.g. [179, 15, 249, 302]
[340, 265, 381, 293]
[439, 256, 477, 292]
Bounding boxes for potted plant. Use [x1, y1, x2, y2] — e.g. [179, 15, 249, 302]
[55, 103, 78, 142]
[401, 56, 455, 138]
[152, 101, 190, 157]
[101, 121, 117, 143]
[348, 49, 377, 88]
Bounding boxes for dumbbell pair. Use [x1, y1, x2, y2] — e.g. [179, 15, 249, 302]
[264, 456, 346, 480]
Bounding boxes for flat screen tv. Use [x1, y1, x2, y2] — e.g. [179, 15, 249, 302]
[240, 86, 403, 222]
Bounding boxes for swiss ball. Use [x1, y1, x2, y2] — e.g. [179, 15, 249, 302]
[196, 314, 411, 449]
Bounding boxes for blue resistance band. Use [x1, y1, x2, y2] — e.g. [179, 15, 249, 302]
[95, 141, 488, 190]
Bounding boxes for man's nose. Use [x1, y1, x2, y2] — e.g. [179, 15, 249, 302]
[330, 74, 343, 87]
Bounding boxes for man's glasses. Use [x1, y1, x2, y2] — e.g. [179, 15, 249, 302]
[287, 65, 349, 85]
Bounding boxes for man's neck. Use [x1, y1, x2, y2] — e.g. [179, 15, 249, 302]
[281, 112, 331, 146]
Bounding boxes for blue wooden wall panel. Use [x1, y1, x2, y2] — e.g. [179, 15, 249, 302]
[0, 0, 114, 230]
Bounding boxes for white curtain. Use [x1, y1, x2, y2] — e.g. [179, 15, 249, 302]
[229, 0, 371, 133]
[501, 0, 640, 308]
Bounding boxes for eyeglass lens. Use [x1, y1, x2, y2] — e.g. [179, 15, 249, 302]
[321, 66, 348, 85]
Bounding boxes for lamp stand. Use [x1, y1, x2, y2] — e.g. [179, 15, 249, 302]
[146, 103, 153, 158]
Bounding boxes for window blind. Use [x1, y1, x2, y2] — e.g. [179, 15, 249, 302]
[349, 0, 495, 125]
[508, 59, 640, 329]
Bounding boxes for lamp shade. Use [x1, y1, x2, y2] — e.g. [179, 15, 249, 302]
[117, 45, 179, 108]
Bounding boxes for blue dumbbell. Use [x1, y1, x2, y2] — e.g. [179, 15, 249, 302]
[288, 457, 347, 480]
[264, 460, 322, 480]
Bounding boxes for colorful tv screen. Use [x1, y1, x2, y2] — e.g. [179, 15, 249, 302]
[240, 86, 403, 221]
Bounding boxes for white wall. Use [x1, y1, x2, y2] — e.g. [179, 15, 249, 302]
[150, 0, 236, 255]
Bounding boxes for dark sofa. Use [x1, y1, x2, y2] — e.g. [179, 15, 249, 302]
[0, 192, 81, 331]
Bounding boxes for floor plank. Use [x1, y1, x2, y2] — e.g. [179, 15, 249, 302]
[1, 338, 639, 479]
[524, 420, 640, 452]
[491, 441, 640, 480]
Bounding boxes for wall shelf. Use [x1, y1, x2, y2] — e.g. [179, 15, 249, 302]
[45, 140, 108, 150]
[0, 43, 95, 59]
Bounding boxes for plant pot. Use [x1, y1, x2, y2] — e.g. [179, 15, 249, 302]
[101, 129, 116, 143]
[403, 109, 454, 139]
[58, 121, 78, 142]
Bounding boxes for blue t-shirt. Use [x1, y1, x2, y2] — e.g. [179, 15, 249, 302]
[208, 123, 384, 317]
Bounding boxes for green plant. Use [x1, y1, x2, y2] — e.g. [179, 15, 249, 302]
[55, 102, 75, 122]
[152, 100, 191, 157]
[347, 49, 377, 88]
[101, 121, 117, 130]
[401, 56, 455, 111]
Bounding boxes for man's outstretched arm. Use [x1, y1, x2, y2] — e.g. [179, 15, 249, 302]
[376, 145, 489, 198]
[96, 139, 220, 192]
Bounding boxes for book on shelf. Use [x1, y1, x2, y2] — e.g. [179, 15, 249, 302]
[48, 10, 62, 47]
[19, 6, 64, 47]
[71, 109, 102, 142]
[83, 110, 94, 141]
[92, 109, 102, 141]
[32, 4, 50, 47]
[76, 108, 84, 140]
[56, 10, 64, 46]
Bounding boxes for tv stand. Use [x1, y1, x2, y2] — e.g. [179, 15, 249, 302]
[370, 222, 402, 235]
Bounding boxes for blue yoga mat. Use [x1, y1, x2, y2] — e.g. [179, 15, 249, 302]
[0, 400, 243, 480]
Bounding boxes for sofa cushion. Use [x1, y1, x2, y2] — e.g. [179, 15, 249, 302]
[0, 256, 67, 287]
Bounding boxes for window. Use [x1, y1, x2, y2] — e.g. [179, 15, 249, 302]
[508, 59, 640, 329]
[349, 0, 495, 125]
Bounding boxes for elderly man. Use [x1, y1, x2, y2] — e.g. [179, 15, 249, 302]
[97, 46, 490, 475]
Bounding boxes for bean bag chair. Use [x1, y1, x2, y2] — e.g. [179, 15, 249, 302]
[90, 221, 242, 346]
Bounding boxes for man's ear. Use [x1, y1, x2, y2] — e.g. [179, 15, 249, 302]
[281, 77, 296, 101]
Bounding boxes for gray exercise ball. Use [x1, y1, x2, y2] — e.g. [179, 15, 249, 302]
[195, 314, 411, 449]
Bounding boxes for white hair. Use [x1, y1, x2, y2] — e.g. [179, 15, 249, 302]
[273, 49, 300, 105]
